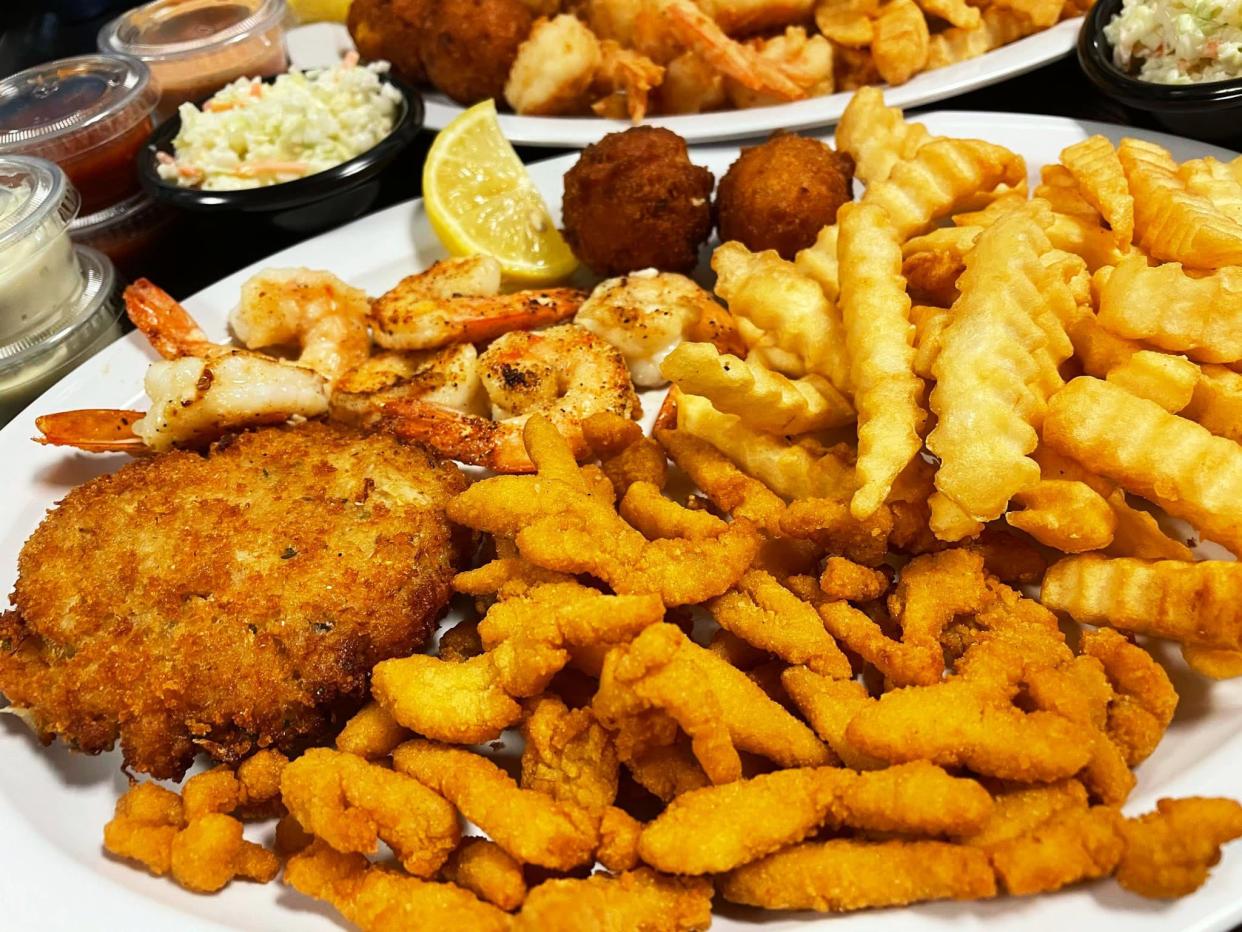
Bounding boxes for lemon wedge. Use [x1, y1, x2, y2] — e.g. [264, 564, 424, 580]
[286, 0, 352, 23]
[422, 99, 578, 285]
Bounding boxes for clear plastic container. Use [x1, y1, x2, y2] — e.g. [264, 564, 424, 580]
[0, 55, 160, 217]
[70, 190, 180, 279]
[99, 0, 290, 118]
[0, 246, 123, 425]
[0, 156, 83, 343]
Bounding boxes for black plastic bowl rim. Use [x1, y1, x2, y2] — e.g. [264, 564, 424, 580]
[1078, 0, 1242, 113]
[138, 71, 424, 213]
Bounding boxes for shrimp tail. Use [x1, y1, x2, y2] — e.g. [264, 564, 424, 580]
[663, 0, 805, 100]
[124, 279, 214, 359]
[34, 410, 151, 454]
[381, 397, 533, 472]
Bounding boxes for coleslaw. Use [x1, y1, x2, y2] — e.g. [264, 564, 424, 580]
[1105, 0, 1242, 83]
[157, 57, 402, 190]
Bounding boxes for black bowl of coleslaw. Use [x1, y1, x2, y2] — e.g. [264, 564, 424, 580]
[138, 68, 423, 234]
[1079, 0, 1242, 142]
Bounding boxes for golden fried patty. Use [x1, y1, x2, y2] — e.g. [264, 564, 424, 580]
[0, 422, 469, 779]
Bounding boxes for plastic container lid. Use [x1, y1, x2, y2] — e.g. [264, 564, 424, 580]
[0, 246, 123, 425]
[0, 156, 80, 257]
[99, 0, 289, 65]
[70, 189, 179, 275]
[0, 54, 159, 165]
[0, 246, 119, 374]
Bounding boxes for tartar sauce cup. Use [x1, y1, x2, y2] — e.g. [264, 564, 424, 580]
[0, 157, 123, 426]
[1079, 0, 1242, 142]
[99, 0, 291, 119]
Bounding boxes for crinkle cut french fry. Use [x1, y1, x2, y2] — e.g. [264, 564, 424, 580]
[834, 86, 932, 186]
[1097, 254, 1242, 363]
[915, 0, 980, 29]
[794, 223, 841, 304]
[1036, 165, 1104, 221]
[1042, 556, 1242, 650]
[712, 241, 851, 393]
[676, 391, 856, 502]
[837, 202, 924, 518]
[1060, 135, 1134, 247]
[1043, 376, 1242, 555]
[990, 0, 1063, 28]
[1068, 310, 1145, 376]
[720, 838, 997, 912]
[862, 137, 1027, 239]
[660, 342, 854, 434]
[926, 6, 1040, 69]
[926, 211, 1072, 538]
[1105, 350, 1199, 414]
[1185, 364, 1242, 443]
[1178, 156, 1242, 226]
[911, 304, 950, 380]
[1118, 137, 1242, 269]
[871, 0, 930, 87]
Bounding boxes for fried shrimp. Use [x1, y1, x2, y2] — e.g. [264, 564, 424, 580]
[37, 279, 330, 454]
[229, 267, 370, 385]
[574, 270, 744, 387]
[383, 324, 641, 472]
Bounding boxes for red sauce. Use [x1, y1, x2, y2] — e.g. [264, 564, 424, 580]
[59, 114, 154, 216]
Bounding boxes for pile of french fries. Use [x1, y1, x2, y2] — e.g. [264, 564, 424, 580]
[666, 86, 1242, 677]
[816, 0, 1091, 90]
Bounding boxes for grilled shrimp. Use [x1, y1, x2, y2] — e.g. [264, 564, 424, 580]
[329, 343, 486, 427]
[370, 256, 586, 351]
[36, 279, 329, 454]
[383, 324, 641, 472]
[574, 269, 746, 387]
[230, 267, 370, 385]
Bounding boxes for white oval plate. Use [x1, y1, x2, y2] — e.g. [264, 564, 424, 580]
[287, 20, 1084, 148]
[2, 113, 1241, 932]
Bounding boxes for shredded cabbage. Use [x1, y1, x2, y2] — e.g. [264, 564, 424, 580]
[1105, 0, 1242, 83]
[158, 59, 402, 191]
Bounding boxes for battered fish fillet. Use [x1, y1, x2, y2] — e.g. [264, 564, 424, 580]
[0, 422, 468, 779]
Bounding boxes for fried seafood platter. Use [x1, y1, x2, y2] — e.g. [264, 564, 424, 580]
[3, 100, 1242, 932]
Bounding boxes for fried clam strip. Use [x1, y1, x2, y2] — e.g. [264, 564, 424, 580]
[581, 410, 668, 498]
[513, 867, 712, 932]
[819, 555, 889, 601]
[1117, 797, 1242, 898]
[720, 838, 997, 912]
[280, 748, 460, 877]
[675, 390, 856, 502]
[393, 740, 598, 870]
[844, 638, 1095, 782]
[1045, 554, 1242, 651]
[708, 570, 851, 679]
[834, 85, 932, 186]
[447, 422, 760, 606]
[336, 702, 412, 760]
[781, 668, 886, 770]
[370, 653, 522, 744]
[476, 582, 665, 688]
[441, 838, 527, 912]
[1060, 135, 1134, 248]
[654, 426, 786, 533]
[103, 782, 280, 893]
[284, 841, 511, 932]
[593, 623, 831, 784]
[1182, 644, 1242, 680]
[1080, 628, 1177, 767]
[660, 342, 854, 433]
[861, 137, 1026, 240]
[779, 496, 893, 566]
[1118, 137, 1242, 268]
[638, 762, 992, 875]
[926, 211, 1073, 540]
[820, 548, 991, 687]
[1097, 254, 1242, 363]
[1043, 377, 1242, 555]
[837, 202, 925, 518]
[711, 241, 851, 393]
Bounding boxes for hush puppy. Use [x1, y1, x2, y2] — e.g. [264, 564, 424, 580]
[562, 127, 715, 276]
[347, 0, 430, 85]
[419, 0, 534, 105]
[716, 133, 855, 260]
